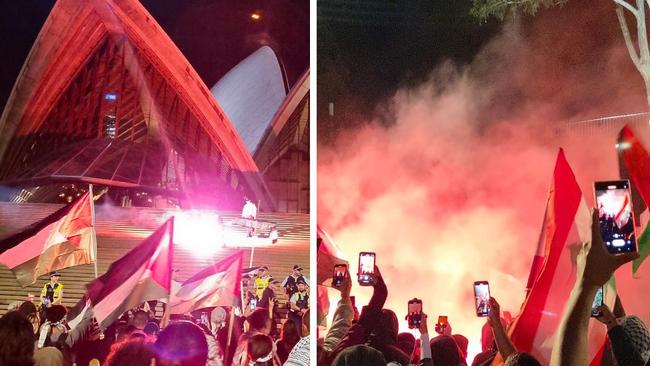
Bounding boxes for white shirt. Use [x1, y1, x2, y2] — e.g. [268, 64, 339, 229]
[242, 201, 257, 219]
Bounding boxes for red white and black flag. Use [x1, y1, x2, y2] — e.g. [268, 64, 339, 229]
[169, 251, 243, 314]
[0, 192, 96, 286]
[79, 217, 174, 329]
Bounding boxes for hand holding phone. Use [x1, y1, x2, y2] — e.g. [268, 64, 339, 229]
[594, 180, 638, 254]
[407, 298, 423, 329]
[358, 252, 377, 286]
[473, 281, 490, 317]
[333, 264, 348, 288]
[434, 315, 451, 335]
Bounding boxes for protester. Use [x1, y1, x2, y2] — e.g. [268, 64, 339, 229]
[551, 209, 638, 366]
[275, 319, 300, 364]
[154, 320, 208, 366]
[232, 309, 272, 366]
[284, 309, 310, 366]
[246, 334, 281, 366]
[18, 300, 41, 335]
[596, 303, 650, 366]
[0, 311, 36, 366]
[105, 338, 155, 366]
[33, 347, 64, 366]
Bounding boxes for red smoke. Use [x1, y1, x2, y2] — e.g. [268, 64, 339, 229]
[318, 0, 650, 362]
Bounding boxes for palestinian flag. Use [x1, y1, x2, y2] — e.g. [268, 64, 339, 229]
[169, 251, 243, 314]
[618, 125, 650, 275]
[0, 192, 96, 286]
[493, 149, 598, 364]
[81, 218, 174, 329]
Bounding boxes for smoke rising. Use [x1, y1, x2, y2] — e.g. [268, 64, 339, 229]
[318, 1, 650, 361]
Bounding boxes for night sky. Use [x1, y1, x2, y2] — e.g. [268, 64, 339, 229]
[0, 0, 309, 114]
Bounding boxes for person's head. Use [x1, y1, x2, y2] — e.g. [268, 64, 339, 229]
[154, 321, 208, 366]
[396, 333, 416, 356]
[258, 267, 268, 277]
[247, 309, 272, 335]
[0, 311, 36, 366]
[132, 310, 149, 330]
[34, 347, 64, 366]
[49, 271, 61, 284]
[452, 334, 469, 359]
[247, 334, 276, 366]
[280, 318, 300, 345]
[332, 345, 386, 366]
[374, 309, 399, 341]
[269, 279, 281, 291]
[143, 321, 160, 337]
[297, 279, 307, 292]
[106, 338, 155, 366]
[430, 335, 465, 366]
[619, 316, 650, 362]
[18, 301, 40, 334]
[44, 305, 67, 323]
[504, 352, 541, 366]
[292, 265, 303, 276]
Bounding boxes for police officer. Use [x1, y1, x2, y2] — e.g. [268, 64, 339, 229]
[288, 278, 309, 336]
[282, 265, 308, 298]
[40, 271, 63, 308]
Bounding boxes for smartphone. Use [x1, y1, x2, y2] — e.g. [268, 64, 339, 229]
[594, 180, 638, 254]
[473, 281, 490, 317]
[358, 252, 376, 286]
[333, 264, 348, 288]
[250, 298, 257, 310]
[435, 315, 449, 334]
[407, 298, 423, 329]
[591, 286, 604, 317]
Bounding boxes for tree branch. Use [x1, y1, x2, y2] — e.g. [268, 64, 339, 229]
[617, 5, 643, 72]
[614, 0, 641, 17]
[636, 0, 650, 70]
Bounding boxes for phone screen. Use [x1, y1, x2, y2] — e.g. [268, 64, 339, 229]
[474, 281, 490, 317]
[333, 264, 348, 287]
[437, 315, 448, 326]
[407, 299, 423, 329]
[358, 252, 376, 286]
[250, 298, 257, 310]
[595, 180, 637, 253]
[591, 286, 604, 317]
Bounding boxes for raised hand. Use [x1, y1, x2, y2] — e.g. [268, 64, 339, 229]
[595, 304, 618, 330]
[581, 209, 638, 288]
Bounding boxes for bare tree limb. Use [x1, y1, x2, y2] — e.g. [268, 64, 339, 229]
[614, 0, 640, 17]
[636, 0, 650, 71]
[617, 5, 643, 72]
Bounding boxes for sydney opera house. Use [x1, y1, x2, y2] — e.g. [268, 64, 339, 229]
[0, 0, 309, 315]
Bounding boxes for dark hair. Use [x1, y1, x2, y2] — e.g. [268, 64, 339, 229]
[143, 321, 160, 336]
[280, 319, 300, 347]
[132, 310, 149, 329]
[17, 301, 37, 317]
[106, 338, 155, 366]
[248, 334, 274, 366]
[397, 332, 416, 356]
[505, 353, 541, 366]
[44, 305, 67, 323]
[154, 320, 208, 366]
[247, 309, 271, 332]
[453, 334, 469, 358]
[430, 335, 464, 366]
[0, 312, 36, 366]
[332, 345, 386, 366]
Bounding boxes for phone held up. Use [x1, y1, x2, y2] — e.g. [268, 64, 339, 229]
[434, 315, 448, 335]
[591, 286, 604, 317]
[333, 264, 348, 288]
[474, 281, 490, 317]
[594, 180, 638, 254]
[358, 252, 377, 286]
[407, 298, 423, 329]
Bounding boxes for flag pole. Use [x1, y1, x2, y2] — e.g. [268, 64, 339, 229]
[162, 217, 175, 328]
[224, 306, 236, 364]
[89, 184, 98, 279]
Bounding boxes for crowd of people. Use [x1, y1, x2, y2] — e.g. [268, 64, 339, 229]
[317, 210, 650, 366]
[0, 263, 310, 366]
